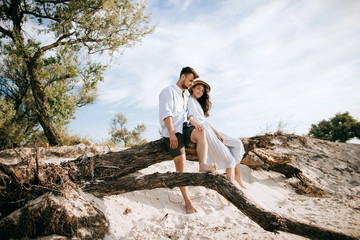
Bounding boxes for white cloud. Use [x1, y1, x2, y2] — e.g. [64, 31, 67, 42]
[89, 0, 360, 140]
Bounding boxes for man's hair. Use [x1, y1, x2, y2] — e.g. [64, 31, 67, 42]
[180, 66, 199, 79]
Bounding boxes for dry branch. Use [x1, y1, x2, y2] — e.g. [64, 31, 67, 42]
[83, 171, 356, 240]
[62, 139, 172, 182]
[63, 138, 298, 183]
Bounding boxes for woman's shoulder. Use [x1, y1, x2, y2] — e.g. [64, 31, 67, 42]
[188, 96, 198, 105]
[188, 95, 197, 102]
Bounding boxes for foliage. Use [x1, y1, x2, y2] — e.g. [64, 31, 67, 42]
[308, 112, 360, 142]
[109, 113, 147, 147]
[25, 128, 93, 147]
[0, 97, 22, 148]
[0, 0, 154, 146]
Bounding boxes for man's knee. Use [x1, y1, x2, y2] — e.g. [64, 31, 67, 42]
[174, 154, 186, 163]
[173, 154, 186, 172]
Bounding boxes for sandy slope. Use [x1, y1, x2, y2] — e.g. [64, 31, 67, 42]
[1, 136, 359, 239]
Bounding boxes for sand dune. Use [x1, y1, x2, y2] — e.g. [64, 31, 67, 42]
[1, 136, 359, 239]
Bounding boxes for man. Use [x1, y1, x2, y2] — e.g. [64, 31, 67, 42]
[159, 66, 217, 214]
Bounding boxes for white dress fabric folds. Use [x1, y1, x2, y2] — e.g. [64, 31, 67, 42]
[187, 96, 245, 170]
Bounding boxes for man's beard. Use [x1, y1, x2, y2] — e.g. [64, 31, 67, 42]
[181, 83, 188, 90]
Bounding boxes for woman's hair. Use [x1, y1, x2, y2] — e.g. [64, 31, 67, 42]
[190, 84, 212, 117]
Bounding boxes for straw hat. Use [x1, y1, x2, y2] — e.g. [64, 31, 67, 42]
[191, 80, 211, 92]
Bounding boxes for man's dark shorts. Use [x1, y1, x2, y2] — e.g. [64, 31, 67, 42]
[163, 124, 195, 158]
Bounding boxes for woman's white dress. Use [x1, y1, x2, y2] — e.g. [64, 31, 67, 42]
[187, 96, 245, 169]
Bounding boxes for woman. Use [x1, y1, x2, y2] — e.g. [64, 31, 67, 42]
[188, 80, 246, 188]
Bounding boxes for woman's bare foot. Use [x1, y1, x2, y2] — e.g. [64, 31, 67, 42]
[199, 163, 217, 173]
[185, 201, 198, 214]
[235, 177, 246, 189]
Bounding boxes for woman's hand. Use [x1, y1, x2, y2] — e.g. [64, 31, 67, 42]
[194, 123, 204, 132]
[188, 116, 204, 132]
[217, 133, 225, 143]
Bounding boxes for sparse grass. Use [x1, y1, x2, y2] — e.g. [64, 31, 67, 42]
[96, 138, 116, 147]
[259, 120, 296, 135]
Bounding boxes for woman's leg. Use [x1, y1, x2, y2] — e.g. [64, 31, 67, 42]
[234, 163, 246, 189]
[226, 168, 235, 182]
[190, 128, 217, 172]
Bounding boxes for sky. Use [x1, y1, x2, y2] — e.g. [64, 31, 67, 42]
[68, 0, 360, 143]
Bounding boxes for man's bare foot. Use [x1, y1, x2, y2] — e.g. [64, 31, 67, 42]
[235, 177, 246, 189]
[199, 163, 217, 173]
[185, 201, 198, 214]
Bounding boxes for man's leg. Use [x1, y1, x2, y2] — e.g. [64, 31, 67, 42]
[173, 154, 197, 214]
[190, 129, 216, 172]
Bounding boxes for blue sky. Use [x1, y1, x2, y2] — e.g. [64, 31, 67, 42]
[68, 0, 360, 143]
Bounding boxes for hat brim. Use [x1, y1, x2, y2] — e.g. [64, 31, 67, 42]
[191, 80, 211, 92]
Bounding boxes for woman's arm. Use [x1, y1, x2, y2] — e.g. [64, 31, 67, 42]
[188, 116, 204, 132]
[208, 123, 225, 142]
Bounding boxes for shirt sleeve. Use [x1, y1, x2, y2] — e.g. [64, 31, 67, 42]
[159, 88, 174, 121]
[187, 97, 198, 118]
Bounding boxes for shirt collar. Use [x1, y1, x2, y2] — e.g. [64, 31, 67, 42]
[173, 84, 185, 95]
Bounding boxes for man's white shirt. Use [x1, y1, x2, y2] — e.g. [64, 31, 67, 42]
[159, 84, 189, 138]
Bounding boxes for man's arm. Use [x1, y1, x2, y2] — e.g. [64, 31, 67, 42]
[164, 116, 178, 149]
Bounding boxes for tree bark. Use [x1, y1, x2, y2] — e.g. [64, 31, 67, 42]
[62, 139, 171, 182]
[27, 59, 62, 146]
[63, 138, 305, 184]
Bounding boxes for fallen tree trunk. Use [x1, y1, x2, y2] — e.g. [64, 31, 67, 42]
[1, 136, 357, 239]
[62, 139, 171, 182]
[62, 138, 296, 182]
[83, 171, 356, 240]
[63, 136, 323, 197]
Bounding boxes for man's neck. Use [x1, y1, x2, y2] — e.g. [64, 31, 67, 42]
[176, 82, 186, 98]
[176, 82, 184, 91]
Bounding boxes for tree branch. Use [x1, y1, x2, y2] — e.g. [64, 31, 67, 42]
[62, 139, 171, 182]
[35, 34, 102, 59]
[0, 26, 14, 39]
[83, 172, 356, 240]
[21, 10, 60, 22]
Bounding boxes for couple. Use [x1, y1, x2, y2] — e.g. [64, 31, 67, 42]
[159, 66, 246, 214]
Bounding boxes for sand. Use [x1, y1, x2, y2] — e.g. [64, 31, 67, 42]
[2, 137, 360, 239]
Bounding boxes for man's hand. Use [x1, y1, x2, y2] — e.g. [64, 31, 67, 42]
[169, 131, 178, 149]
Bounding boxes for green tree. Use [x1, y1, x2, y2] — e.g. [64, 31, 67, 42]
[0, 0, 154, 146]
[308, 112, 360, 142]
[0, 96, 30, 148]
[109, 113, 147, 147]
